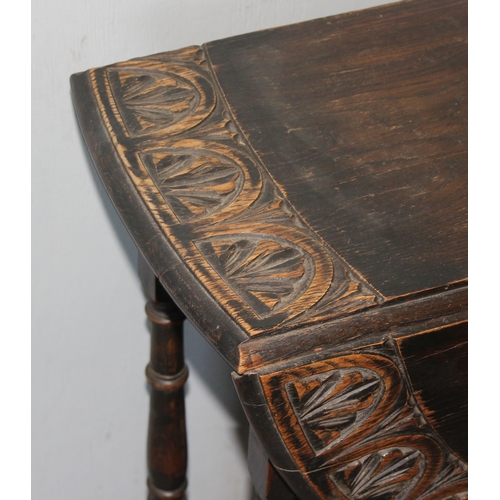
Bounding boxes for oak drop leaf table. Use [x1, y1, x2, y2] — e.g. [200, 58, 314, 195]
[71, 0, 468, 498]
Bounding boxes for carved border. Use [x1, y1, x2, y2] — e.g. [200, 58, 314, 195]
[88, 46, 380, 335]
[259, 344, 467, 499]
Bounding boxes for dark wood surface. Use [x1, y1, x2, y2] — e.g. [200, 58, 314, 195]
[206, 0, 467, 299]
[70, 1, 468, 497]
[397, 322, 468, 463]
[70, 0, 467, 367]
[236, 333, 468, 499]
[248, 427, 299, 500]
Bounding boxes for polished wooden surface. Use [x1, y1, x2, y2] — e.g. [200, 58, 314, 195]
[71, 0, 467, 498]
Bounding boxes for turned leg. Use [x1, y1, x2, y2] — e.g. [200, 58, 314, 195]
[139, 256, 188, 500]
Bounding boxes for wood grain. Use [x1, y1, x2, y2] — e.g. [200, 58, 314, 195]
[70, 2, 468, 498]
[71, 0, 467, 370]
[78, 46, 379, 337]
[238, 286, 467, 372]
[239, 338, 468, 499]
[206, 0, 467, 299]
[397, 322, 468, 462]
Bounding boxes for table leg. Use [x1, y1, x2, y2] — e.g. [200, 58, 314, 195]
[248, 426, 299, 500]
[140, 257, 188, 500]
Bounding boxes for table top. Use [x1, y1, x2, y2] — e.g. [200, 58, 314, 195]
[71, 0, 467, 373]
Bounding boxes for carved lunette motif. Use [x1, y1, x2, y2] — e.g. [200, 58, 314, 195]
[88, 46, 379, 335]
[260, 346, 467, 499]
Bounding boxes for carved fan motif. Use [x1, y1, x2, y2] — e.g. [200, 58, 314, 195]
[260, 351, 467, 499]
[330, 446, 426, 500]
[108, 68, 199, 135]
[286, 368, 384, 454]
[419, 458, 468, 500]
[92, 49, 380, 333]
[196, 236, 314, 318]
[227, 181, 297, 227]
[141, 151, 243, 221]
